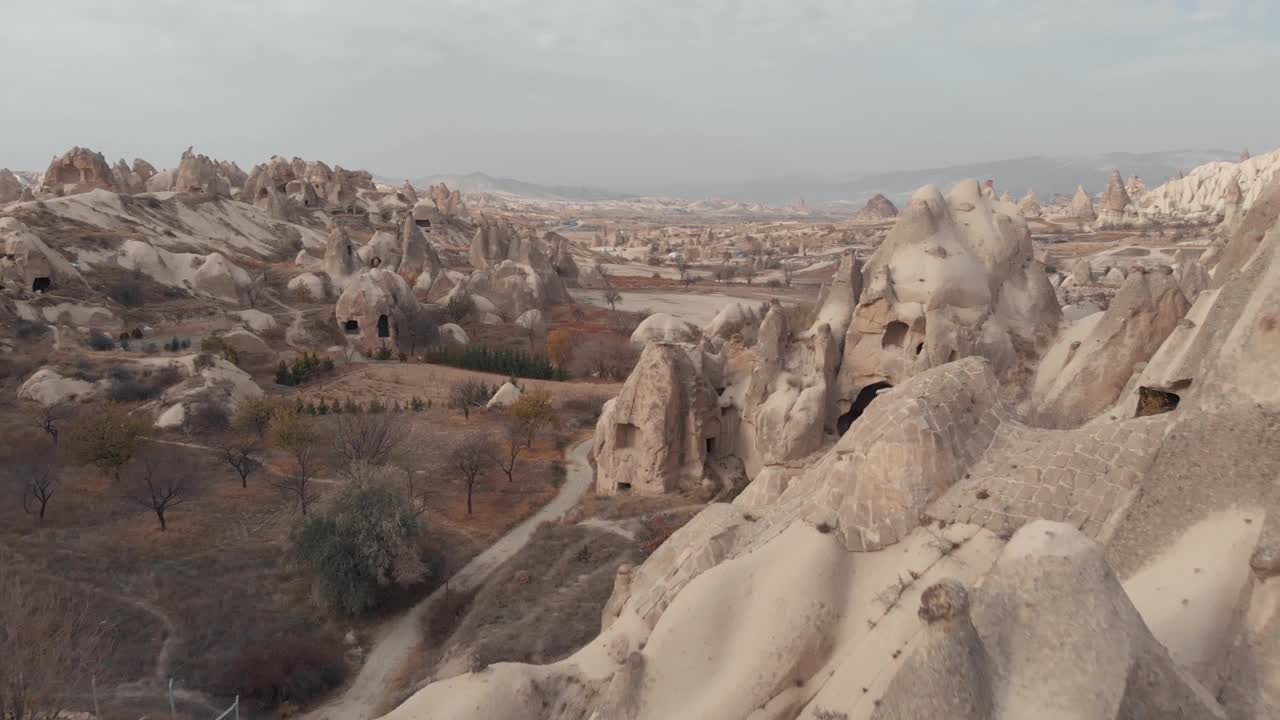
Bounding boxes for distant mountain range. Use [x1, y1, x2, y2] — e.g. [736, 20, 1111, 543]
[390, 171, 633, 202]
[391, 150, 1242, 207]
[621, 150, 1240, 206]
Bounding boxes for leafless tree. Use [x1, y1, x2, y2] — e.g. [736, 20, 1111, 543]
[450, 433, 494, 514]
[244, 267, 274, 309]
[124, 450, 190, 531]
[401, 302, 439, 356]
[269, 410, 323, 515]
[0, 560, 109, 720]
[674, 256, 690, 285]
[217, 434, 261, 489]
[335, 412, 406, 469]
[742, 260, 757, 286]
[782, 261, 795, 288]
[6, 438, 61, 522]
[403, 467, 429, 518]
[496, 419, 525, 484]
[34, 402, 69, 446]
[602, 286, 622, 312]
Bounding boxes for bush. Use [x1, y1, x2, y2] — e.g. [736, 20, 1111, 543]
[86, 332, 116, 352]
[274, 353, 336, 387]
[372, 344, 394, 362]
[107, 365, 183, 402]
[226, 636, 346, 708]
[185, 402, 230, 434]
[445, 293, 474, 324]
[292, 475, 427, 616]
[570, 335, 638, 381]
[424, 346, 566, 381]
[200, 336, 241, 366]
[106, 275, 146, 307]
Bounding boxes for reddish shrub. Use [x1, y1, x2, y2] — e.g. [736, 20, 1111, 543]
[226, 635, 346, 708]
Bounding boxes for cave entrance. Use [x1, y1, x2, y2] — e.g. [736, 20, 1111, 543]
[882, 322, 908, 350]
[705, 436, 717, 455]
[617, 482, 632, 492]
[343, 320, 360, 335]
[31, 277, 51, 293]
[416, 218, 432, 231]
[837, 382, 894, 435]
[1136, 386, 1181, 417]
[616, 423, 638, 449]
[377, 314, 391, 338]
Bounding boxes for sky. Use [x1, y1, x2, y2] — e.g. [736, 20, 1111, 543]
[1, 0, 1278, 188]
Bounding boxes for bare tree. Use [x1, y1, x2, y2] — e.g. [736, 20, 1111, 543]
[404, 467, 429, 519]
[34, 402, 69, 446]
[742, 260, 757, 286]
[244, 266, 274, 309]
[401, 303, 439, 356]
[782, 261, 795, 288]
[124, 450, 190, 531]
[674, 256, 690, 285]
[602, 286, 622, 312]
[496, 419, 525, 484]
[6, 437, 61, 522]
[335, 412, 406, 469]
[0, 561, 109, 720]
[450, 433, 494, 514]
[217, 434, 261, 489]
[270, 410, 321, 515]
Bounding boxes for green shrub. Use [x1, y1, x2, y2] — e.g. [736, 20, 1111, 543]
[423, 346, 566, 381]
[292, 476, 427, 616]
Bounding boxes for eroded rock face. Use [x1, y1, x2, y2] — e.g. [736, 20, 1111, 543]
[398, 212, 443, 284]
[429, 182, 464, 218]
[874, 521, 1224, 720]
[1096, 170, 1137, 228]
[39, 146, 116, 195]
[174, 147, 232, 197]
[0, 169, 24, 204]
[1033, 268, 1190, 427]
[593, 343, 723, 495]
[322, 225, 358, 289]
[836, 180, 1061, 410]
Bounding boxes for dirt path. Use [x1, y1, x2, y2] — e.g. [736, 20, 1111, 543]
[300, 438, 597, 720]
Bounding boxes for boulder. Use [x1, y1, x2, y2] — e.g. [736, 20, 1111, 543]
[287, 273, 327, 301]
[1069, 257, 1093, 285]
[486, 382, 522, 409]
[220, 328, 272, 359]
[630, 313, 701, 346]
[514, 309, 546, 335]
[1102, 265, 1127, 287]
[704, 301, 769, 343]
[234, 309, 279, 333]
[439, 323, 469, 345]
[17, 369, 99, 406]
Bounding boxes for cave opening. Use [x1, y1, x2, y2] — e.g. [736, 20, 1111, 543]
[32, 277, 51, 293]
[882, 322, 908, 350]
[343, 320, 360, 335]
[837, 382, 894, 435]
[1136, 386, 1181, 417]
[377, 314, 391, 338]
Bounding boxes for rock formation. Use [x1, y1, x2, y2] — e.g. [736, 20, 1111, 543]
[836, 180, 1060, 412]
[321, 225, 358, 289]
[398, 213, 443, 286]
[593, 342, 723, 494]
[1017, 190, 1042, 217]
[334, 268, 418, 350]
[1032, 267, 1190, 426]
[0, 169, 22, 204]
[630, 314, 702, 346]
[174, 147, 232, 197]
[39, 146, 116, 195]
[1069, 184, 1096, 220]
[1144, 148, 1280, 221]
[1096, 170, 1136, 228]
[1125, 174, 1148, 201]
[428, 182, 464, 218]
[851, 193, 899, 223]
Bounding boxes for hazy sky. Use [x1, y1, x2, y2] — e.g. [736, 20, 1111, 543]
[2, 0, 1277, 187]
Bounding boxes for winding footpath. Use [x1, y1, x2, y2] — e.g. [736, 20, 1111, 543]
[301, 438, 597, 720]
